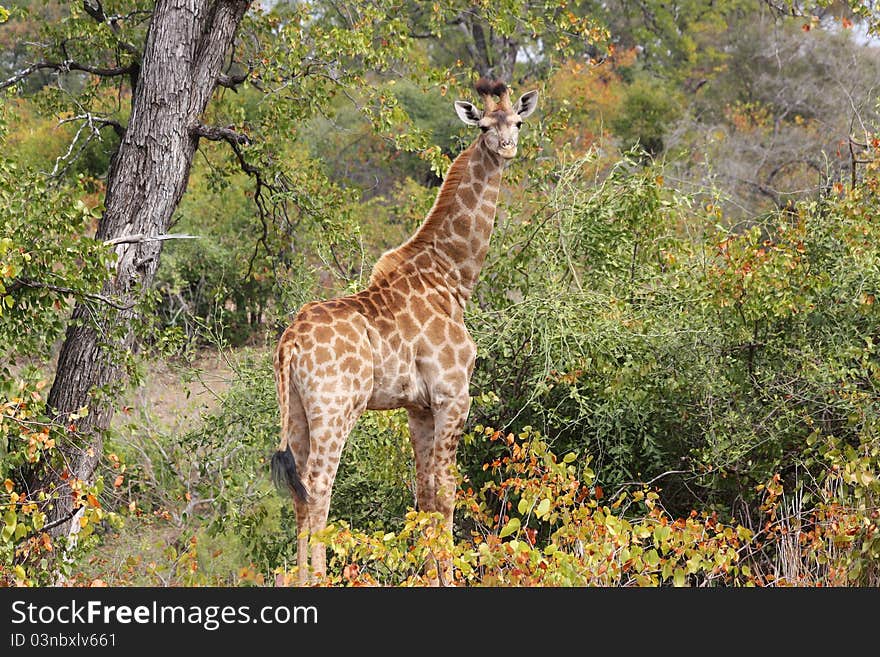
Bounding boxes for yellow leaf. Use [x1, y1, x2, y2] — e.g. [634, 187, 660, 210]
[499, 517, 520, 538]
[673, 568, 686, 587]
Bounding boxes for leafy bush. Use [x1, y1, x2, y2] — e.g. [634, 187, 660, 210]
[1, 377, 120, 586]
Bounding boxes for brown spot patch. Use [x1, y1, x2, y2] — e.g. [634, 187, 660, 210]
[439, 348, 456, 369]
[398, 312, 419, 338]
[340, 356, 360, 374]
[314, 346, 333, 364]
[313, 325, 333, 343]
[458, 186, 477, 208]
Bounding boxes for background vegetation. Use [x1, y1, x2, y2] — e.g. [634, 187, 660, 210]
[2, 0, 880, 586]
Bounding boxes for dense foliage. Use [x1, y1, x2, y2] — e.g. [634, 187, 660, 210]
[2, 0, 879, 586]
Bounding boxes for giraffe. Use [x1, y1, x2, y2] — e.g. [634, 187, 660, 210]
[271, 78, 539, 585]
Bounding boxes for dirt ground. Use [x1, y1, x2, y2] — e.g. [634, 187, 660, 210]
[114, 349, 237, 433]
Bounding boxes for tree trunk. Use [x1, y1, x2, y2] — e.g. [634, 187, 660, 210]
[42, 0, 251, 537]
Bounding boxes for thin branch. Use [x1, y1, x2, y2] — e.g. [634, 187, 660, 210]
[192, 123, 252, 149]
[0, 60, 134, 90]
[217, 70, 249, 90]
[192, 122, 271, 277]
[11, 278, 135, 311]
[15, 507, 81, 547]
[43, 112, 124, 179]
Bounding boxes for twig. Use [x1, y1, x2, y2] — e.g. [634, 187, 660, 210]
[0, 61, 133, 90]
[10, 278, 134, 311]
[14, 507, 80, 547]
[192, 122, 272, 277]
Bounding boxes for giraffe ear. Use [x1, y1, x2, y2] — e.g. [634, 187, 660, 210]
[454, 100, 483, 126]
[514, 90, 539, 119]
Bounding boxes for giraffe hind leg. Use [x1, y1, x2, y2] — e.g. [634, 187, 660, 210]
[303, 395, 368, 580]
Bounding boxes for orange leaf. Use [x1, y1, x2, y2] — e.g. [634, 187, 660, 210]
[3, 478, 13, 493]
[113, 475, 124, 488]
[86, 493, 100, 508]
[594, 486, 604, 500]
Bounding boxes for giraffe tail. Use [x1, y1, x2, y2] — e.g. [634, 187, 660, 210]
[271, 445, 310, 502]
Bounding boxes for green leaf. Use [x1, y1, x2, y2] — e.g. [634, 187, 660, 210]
[32, 511, 45, 531]
[499, 517, 520, 538]
[535, 498, 551, 519]
[517, 497, 530, 515]
[653, 524, 671, 545]
[673, 568, 686, 587]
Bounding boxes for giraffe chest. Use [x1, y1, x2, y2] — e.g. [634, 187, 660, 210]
[365, 311, 475, 412]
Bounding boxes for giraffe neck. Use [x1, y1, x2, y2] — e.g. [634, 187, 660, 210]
[370, 136, 504, 302]
[427, 138, 502, 299]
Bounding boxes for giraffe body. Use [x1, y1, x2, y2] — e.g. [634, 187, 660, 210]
[272, 79, 538, 584]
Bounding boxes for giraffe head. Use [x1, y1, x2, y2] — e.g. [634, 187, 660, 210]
[454, 78, 539, 160]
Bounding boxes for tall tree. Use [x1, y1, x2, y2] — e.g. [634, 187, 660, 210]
[4, 0, 251, 536]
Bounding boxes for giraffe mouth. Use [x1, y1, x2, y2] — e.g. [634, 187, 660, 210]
[498, 146, 517, 159]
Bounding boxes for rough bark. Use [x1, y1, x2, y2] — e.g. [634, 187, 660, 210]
[42, 0, 251, 537]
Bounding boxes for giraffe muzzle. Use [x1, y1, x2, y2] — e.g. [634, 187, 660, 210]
[498, 144, 517, 159]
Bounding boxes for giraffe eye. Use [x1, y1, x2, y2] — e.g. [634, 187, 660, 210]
[515, 120, 523, 129]
[479, 125, 490, 133]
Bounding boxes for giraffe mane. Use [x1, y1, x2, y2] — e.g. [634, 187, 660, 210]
[370, 141, 477, 284]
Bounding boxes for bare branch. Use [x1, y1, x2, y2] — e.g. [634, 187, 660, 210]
[192, 123, 255, 171]
[43, 112, 124, 179]
[192, 122, 271, 277]
[0, 61, 134, 91]
[217, 70, 249, 90]
[11, 278, 135, 311]
[103, 233, 200, 246]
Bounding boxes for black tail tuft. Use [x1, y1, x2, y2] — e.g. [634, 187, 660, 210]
[271, 446, 309, 502]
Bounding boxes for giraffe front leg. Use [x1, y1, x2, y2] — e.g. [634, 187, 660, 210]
[407, 407, 441, 585]
[406, 407, 436, 513]
[431, 391, 471, 586]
